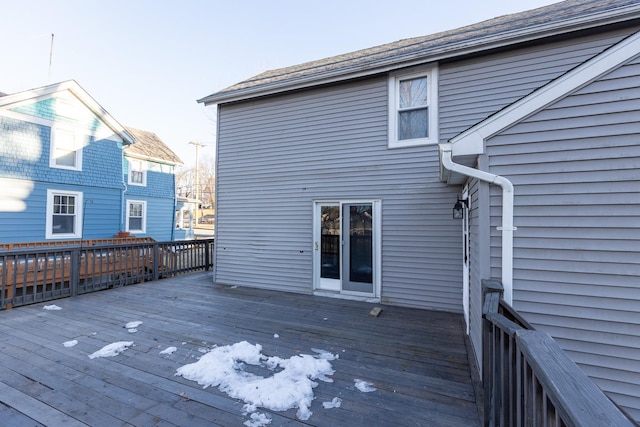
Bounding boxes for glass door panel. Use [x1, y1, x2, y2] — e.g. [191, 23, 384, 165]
[342, 203, 373, 294]
[320, 205, 341, 281]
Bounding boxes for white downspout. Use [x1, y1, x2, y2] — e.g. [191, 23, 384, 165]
[440, 143, 516, 304]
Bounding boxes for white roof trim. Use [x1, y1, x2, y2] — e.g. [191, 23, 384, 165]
[0, 80, 135, 145]
[449, 29, 640, 157]
[124, 151, 181, 166]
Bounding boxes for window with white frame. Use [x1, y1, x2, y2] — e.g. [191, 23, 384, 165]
[126, 200, 146, 233]
[388, 66, 438, 148]
[46, 189, 83, 239]
[50, 127, 83, 170]
[128, 158, 147, 186]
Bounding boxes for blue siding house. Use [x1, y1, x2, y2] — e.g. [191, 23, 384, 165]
[0, 80, 181, 243]
[123, 127, 183, 241]
[0, 80, 134, 243]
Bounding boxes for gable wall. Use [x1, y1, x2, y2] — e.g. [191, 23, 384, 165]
[0, 115, 123, 188]
[216, 78, 464, 311]
[484, 55, 640, 420]
[439, 28, 635, 142]
[0, 102, 125, 243]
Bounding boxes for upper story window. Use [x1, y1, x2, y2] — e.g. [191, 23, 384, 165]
[128, 159, 147, 186]
[388, 66, 438, 148]
[50, 127, 83, 170]
[45, 189, 83, 239]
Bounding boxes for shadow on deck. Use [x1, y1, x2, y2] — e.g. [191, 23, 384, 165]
[0, 271, 480, 426]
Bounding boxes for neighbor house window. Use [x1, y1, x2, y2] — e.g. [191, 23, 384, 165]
[46, 189, 83, 239]
[126, 200, 146, 233]
[128, 158, 147, 186]
[388, 66, 438, 148]
[50, 127, 83, 170]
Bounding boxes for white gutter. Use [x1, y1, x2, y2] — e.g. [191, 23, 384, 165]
[440, 143, 516, 304]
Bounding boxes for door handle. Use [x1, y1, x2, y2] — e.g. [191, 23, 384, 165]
[315, 241, 319, 250]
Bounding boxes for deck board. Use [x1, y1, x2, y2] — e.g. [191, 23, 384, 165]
[0, 271, 480, 426]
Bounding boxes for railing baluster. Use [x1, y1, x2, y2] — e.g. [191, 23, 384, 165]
[0, 238, 213, 310]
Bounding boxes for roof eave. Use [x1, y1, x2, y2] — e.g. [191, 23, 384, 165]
[0, 80, 135, 145]
[199, 6, 640, 106]
[124, 151, 183, 166]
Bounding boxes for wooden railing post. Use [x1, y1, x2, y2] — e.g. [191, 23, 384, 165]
[204, 240, 210, 271]
[153, 243, 160, 281]
[70, 250, 80, 297]
[482, 279, 504, 427]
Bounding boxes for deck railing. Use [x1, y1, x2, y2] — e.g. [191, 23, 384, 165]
[0, 238, 214, 310]
[482, 279, 634, 427]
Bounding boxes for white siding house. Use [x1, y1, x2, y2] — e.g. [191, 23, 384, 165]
[200, 0, 640, 420]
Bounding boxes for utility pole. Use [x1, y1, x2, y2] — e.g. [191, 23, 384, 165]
[189, 141, 206, 225]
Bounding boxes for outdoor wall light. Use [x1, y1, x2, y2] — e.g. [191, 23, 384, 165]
[452, 199, 467, 219]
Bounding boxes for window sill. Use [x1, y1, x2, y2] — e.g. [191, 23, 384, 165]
[388, 137, 439, 149]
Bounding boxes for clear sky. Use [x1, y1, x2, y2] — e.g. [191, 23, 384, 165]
[1, 0, 559, 167]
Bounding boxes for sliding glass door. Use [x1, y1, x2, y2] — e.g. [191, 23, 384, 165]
[314, 201, 378, 297]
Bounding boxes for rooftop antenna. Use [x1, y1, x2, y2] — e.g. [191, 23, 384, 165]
[48, 33, 54, 82]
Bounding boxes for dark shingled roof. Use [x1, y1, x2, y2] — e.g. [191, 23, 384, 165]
[199, 0, 640, 105]
[124, 126, 183, 165]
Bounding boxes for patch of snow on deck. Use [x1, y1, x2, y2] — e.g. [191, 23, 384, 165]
[322, 397, 342, 409]
[88, 341, 134, 359]
[160, 346, 177, 355]
[354, 379, 377, 392]
[243, 412, 272, 426]
[43, 304, 62, 310]
[176, 341, 336, 421]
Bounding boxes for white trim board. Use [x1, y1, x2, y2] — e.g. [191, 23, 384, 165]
[449, 29, 640, 158]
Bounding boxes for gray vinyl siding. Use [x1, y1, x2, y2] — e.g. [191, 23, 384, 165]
[439, 28, 635, 141]
[215, 77, 463, 311]
[484, 55, 640, 420]
[467, 159, 492, 372]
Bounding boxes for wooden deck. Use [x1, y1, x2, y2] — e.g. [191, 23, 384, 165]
[0, 272, 480, 426]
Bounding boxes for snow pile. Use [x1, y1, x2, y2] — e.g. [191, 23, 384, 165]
[243, 412, 271, 427]
[312, 348, 339, 361]
[125, 321, 143, 333]
[88, 341, 134, 359]
[322, 397, 342, 409]
[354, 379, 377, 392]
[63, 340, 78, 347]
[160, 346, 177, 355]
[176, 341, 336, 421]
[43, 305, 62, 310]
